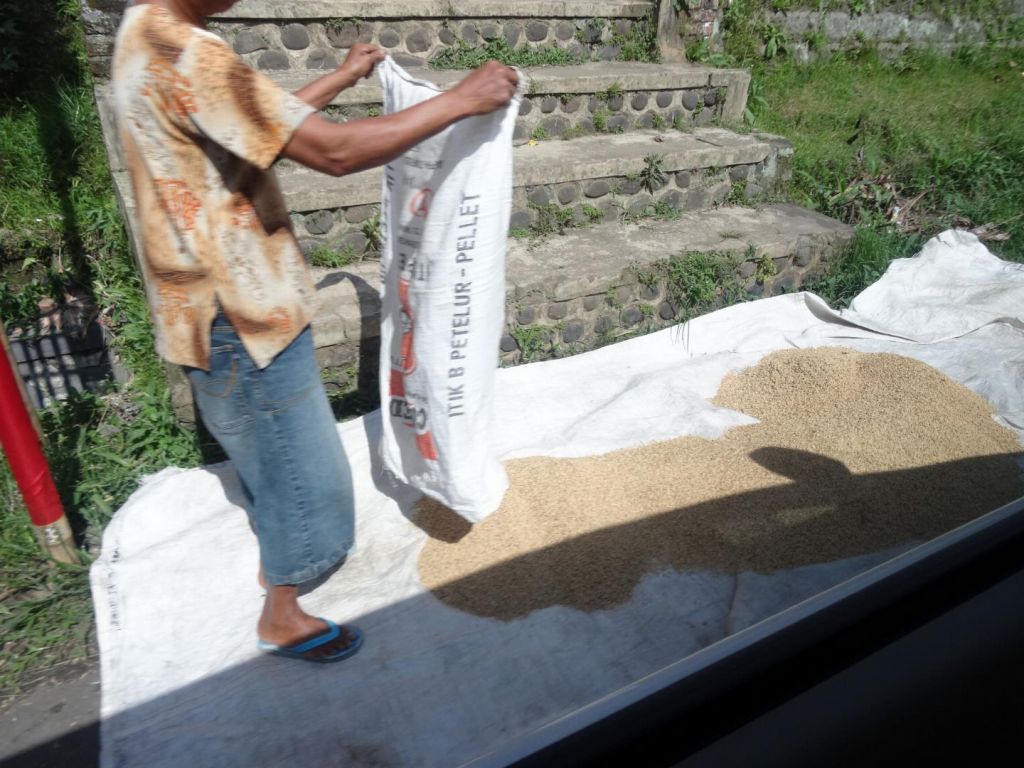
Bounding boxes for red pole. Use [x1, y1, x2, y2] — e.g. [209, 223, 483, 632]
[0, 321, 78, 562]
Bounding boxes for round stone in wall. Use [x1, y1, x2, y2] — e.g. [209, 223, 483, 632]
[583, 295, 601, 312]
[556, 184, 578, 205]
[527, 187, 551, 206]
[392, 53, 425, 68]
[519, 98, 533, 116]
[379, 27, 401, 48]
[481, 22, 501, 40]
[631, 92, 649, 111]
[342, 232, 368, 252]
[599, 45, 621, 61]
[513, 123, 529, 144]
[606, 114, 628, 132]
[326, 23, 359, 48]
[695, 108, 715, 126]
[516, 307, 536, 325]
[681, 91, 701, 111]
[406, 28, 431, 53]
[577, 117, 596, 133]
[675, 171, 691, 188]
[620, 177, 642, 195]
[500, 335, 518, 353]
[257, 50, 290, 70]
[588, 95, 600, 112]
[562, 320, 586, 344]
[606, 94, 624, 111]
[567, 42, 588, 58]
[594, 316, 614, 335]
[670, 108, 686, 127]
[540, 96, 558, 113]
[526, 21, 549, 42]
[555, 21, 575, 41]
[281, 23, 310, 50]
[504, 23, 522, 46]
[615, 19, 633, 36]
[638, 112, 655, 129]
[561, 96, 582, 113]
[304, 210, 334, 235]
[660, 189, 684, 208]
[509, 210, 534, 230]
[344, 205, 377, 224]
[306, 49, 338, 69]
[658, 301, 677, 320]
[704, 88, 719, 107]
[585, 180, 610, 198]
[439, 26, 456, 45]
[621, 306, 643, 326]
[628, 194, 653, 214]
[729, 164, 751, 182]
[461, 23, 479, 45]
[233, 29, 267, 54]
[547, 302, 569, 321]
[540, 115, 570, 138]
[655, 91, 673, 108]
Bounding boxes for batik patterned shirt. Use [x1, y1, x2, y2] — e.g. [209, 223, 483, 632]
[112, 4, 317, 369]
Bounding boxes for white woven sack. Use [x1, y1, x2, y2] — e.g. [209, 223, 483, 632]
[377, 58, 523, 522]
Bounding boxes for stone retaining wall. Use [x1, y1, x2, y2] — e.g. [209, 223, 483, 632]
[215, 16, 647, 72]
[79, 2, 655, 77]
[498, 226, 839, 364]
[292, 141, 792, 255]
[664, 0, 1024, 59]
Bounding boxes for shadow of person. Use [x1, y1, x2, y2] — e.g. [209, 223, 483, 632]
[419, 448, 1024, 620]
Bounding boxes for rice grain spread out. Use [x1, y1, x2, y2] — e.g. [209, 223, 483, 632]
[417, 348, 1024, 620]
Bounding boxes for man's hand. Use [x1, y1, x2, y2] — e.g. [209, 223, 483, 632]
[338, 43, 386, 86]
[449, 61, 519, 117]
[284, 59, 520, 177]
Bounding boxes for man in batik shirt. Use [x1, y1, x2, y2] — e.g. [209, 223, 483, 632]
[113, 0, 517, 662]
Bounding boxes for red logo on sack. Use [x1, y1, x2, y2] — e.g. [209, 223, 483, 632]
[409, 188, 432, 218]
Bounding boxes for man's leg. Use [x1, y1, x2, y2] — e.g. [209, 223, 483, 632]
[187, 315, 359, 660]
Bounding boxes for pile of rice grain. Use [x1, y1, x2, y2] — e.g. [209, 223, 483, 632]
[417, 348, 1024, 620]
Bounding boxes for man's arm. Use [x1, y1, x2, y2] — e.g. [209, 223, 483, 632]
[282, 60, 518, 178]
[293, 44, 386, 110]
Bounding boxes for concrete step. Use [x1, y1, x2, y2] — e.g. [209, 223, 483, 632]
[269, 61, 750, 143]
[308, 203, 854, 374]
[274, 127, 791, 251]
[212, 1, 657, 74]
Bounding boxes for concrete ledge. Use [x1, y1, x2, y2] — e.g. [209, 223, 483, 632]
[302, 203, 853, 369]
[279, 128, 772, 211]
[505, 203, 853, 301]
[270, 62, 747, 104]
[217, 1, 653, 20]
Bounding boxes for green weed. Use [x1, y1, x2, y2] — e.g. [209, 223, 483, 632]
[308, 244, 361, 269]
[430, 38, 585, 70]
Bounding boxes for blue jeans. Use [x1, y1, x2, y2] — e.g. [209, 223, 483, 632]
[186, 315, 355, 585]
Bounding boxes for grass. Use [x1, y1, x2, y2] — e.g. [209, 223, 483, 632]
[749, 46, 1024, 304]
[430, 38, 586, 70]
[0, 0, 204, 694]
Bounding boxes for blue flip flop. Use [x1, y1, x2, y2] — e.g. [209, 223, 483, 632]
[257, 619, 363, 663]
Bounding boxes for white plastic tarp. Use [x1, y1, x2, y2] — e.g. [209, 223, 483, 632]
[91, 230, 1024, 767]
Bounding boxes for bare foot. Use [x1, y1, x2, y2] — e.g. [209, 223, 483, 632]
[257, 585, 360, 661]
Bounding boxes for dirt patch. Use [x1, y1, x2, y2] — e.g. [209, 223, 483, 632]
[417, 348, 1024, 620]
